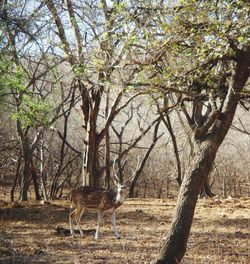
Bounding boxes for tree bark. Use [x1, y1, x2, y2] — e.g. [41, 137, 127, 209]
[20, 148, 31, 201]
[84, 93, 102, 187]
[155, 140, 218, 264]
[19, 126, 32, 201]
[105, 87, 111, 188]
[30, 159, 41, 200]
[200, 180, 216, 197]
[11, 153, 22, 202]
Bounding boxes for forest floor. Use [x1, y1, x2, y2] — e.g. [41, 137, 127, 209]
[0, 190, 249, 264]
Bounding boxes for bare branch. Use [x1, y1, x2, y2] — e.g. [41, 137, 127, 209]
[66, 0, 84, 60]
[45, 0, 75, 64]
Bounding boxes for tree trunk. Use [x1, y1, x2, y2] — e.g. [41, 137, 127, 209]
[200, 179, 216, 197]
[155, 140, 218, 263]
[50, 114, 68, 199]
[30, 159, 41, 200]
[83, 110, 102, 188]
[11, 153, 22, 202]
[40, 139, 48, 201]
[20, 163, 31, 201]
[105, 88, 111, 188]
[83, 121, 101, 187]
[105, 129, 111, 188]
[20, 140, 32, 201]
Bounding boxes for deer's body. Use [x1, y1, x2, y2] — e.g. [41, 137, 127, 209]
[71, 186, 123, 211]
[69, 185, 126, 239]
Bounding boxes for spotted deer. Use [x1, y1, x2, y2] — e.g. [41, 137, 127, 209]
[69, 159, 135, 240]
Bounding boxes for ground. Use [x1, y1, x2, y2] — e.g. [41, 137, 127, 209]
[0, 194, 249, 264]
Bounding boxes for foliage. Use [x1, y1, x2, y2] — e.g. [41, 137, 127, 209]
[135, 0, 249, 93]
[0, 55, 26, 93]
[0, 54, 51, 128]
[11, 94, 51, 129]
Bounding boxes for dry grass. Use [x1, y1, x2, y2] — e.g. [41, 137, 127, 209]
[0, 195, 249, 264]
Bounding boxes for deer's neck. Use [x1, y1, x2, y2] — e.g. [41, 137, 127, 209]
[115, 192, 125, 206]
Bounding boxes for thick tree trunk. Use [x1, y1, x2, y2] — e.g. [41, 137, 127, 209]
[83, 123, 101, 187]
[155, 140, 219, 264]
[83, 110, 102, 188]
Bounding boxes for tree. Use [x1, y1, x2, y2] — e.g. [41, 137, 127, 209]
[45, 0, 150, 188]
[122, 0, 249, 262]
[152, 1, 250, 262]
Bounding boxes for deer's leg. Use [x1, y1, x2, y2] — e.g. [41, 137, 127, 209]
[69, 209, 77, 237]
[94, 211, 103, 240]
[111, 212, 120, 239]
[75, 207, 84, 238]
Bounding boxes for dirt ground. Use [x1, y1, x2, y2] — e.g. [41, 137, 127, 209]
[0, 194, 249, 264]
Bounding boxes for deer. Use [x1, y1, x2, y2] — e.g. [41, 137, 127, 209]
[69, 158, 136, 240]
